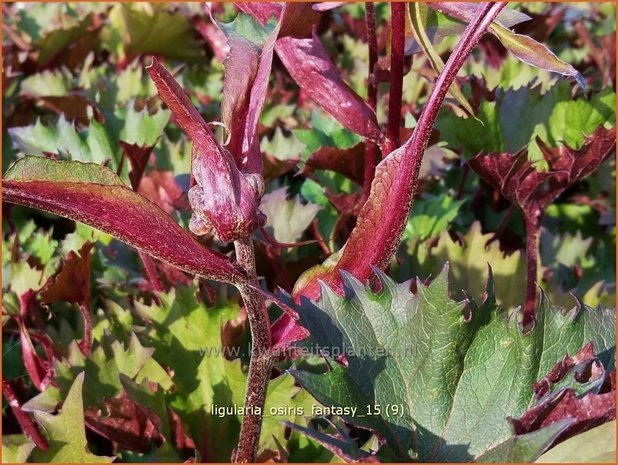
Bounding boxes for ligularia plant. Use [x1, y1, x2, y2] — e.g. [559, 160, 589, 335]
[2, 2, 615, 463]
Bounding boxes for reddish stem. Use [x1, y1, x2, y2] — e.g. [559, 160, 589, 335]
[311, 219, 331, 255]
[332, 2, 508, 286]
[2, 377, 49, 451]
[233, 237, 272, 463]
[77, 303, 93, 357]
[363, 2, 381, 198]
[523, 214, 542, 333]
[18, 291, 47, 391]
[139, 251, 164, 292]
[385, 2, 406, 155]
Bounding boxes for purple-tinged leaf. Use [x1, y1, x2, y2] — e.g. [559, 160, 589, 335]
[490, 23, 585, 87]
[302, 143, 366, 186]
[468, 126, 617, 219]
[510, 343, 616, 447]
[145, 58, 223, 159]
[276, 35, 383, 142]
[84, 389, 166, 453]
[17, 290, 51, 392]
[292, 3, 508, 304]
[429, 2, 583, 85]
[218, 3, 320, 172]
[235, 2, 382, 141]
[194, 16, 229, 61]
[429, 2, 531, 28]
[468, 126, 616, 327]
[147, 58, 265, 242]
[119, 141, 153, 191]
[218, 18, 278, 174]
[2, 377, 49, 451]
[235, 2, 282, 25]
[41, 242, 94, 355]
[137, 170, 189, 215]
[219, 29, 261, 169]
[2, 156, 246, 284]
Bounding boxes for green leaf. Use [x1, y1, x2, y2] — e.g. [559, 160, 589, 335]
[20, 69, 72, 97]
[30, 373, 114, 462]
[9, 116, 98, 162]
[2, 435, 36, 463]
[489, 23, 584, 86]
[437, 83, 616, 161]
[403, 193, 464, 242]
[535, 421, 616, 463]
[404, 221, 526, 311]
[289, 266, 615, 461]
[477, 419, 575, 462]
[218, 11, 276, 44]
[135, 285, 317, 461]
[293, 111, 362, 161]
[548, 87, 616, 148]
[117, 101, 171, 147]
[107, 4, 203, 62]
[260, 187, 321, 243]
[28, 333, 158, 411]
[408, 3, 474, 116]
[260, 127, 306, 161]
[5, 154, 122, 185]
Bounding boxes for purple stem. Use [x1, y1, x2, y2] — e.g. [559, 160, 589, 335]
[18, 290, 47, 391]
[2, 377, 49, 451]
[363, 2, 380, 198]
[333, 2, 508, 283]
[233, 236, 272, 463]
[405, 3, 506, 158]
[523, 214, 542, 333]
[385, 2, 406, 155]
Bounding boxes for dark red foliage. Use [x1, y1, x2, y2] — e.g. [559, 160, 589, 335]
[469, 126, 616, 219]
[302, 143, 366, 186]
[41, 242, 94, 306]
[2, 175, 246, 284]
[120, 141, 154, 191]
[2, 377, 49, 451]
[137, 170, 190, 215]
[236, 2, 382, 141]
[85, 390, 166, 453]
[469, 126, 616, 328]
[41, 242, 95, 355]
[511, 343, 616, 446]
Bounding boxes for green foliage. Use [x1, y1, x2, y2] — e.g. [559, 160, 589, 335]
[260, 187, 321, 243]
[403, 193, 464, 242]
[30, 373, 113, 462]
[106, 4, 204, 62]
[294, 111, 362, 161]
[135, 285, 317, 461]
[289, 267, 615, 461]
[437, 82, 616, 161]
[535, 420, 616, 463]
[2, 2, 615, 463]
[2, 435, 36, 463]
